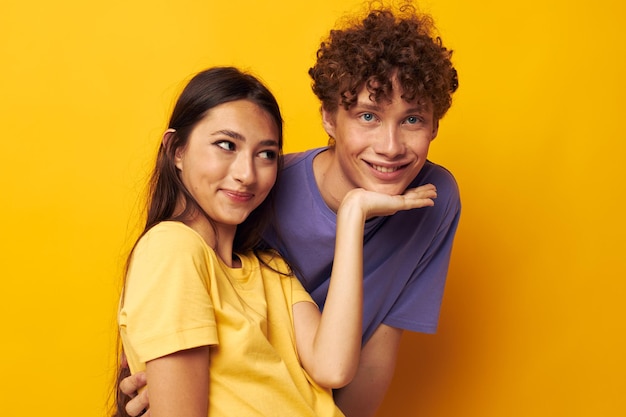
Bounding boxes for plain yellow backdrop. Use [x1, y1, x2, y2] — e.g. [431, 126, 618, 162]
[1, 0, 624, 415]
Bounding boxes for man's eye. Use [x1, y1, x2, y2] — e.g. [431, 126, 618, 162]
[361, 113, 375, 122]
[215, 140, 235, 151]
[406, 116, 419, 124]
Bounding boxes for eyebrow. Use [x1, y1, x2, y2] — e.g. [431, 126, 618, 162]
[212, 129, 279, 147]
[212, 129, 245, 140]
[353, 101, 427, 114]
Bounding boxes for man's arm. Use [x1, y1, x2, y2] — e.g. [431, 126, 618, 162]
[120, 321, 403, 417]
[333, 324, 403, 417]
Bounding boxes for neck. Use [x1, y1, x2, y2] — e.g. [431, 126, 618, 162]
[184, 215, 238, 267]
[313, 148, 349, 213]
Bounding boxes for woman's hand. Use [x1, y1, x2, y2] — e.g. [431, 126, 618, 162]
[341, 183, 437, 220]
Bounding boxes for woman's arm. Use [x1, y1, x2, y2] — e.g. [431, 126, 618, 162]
[118, 223, 215, 416]
[144, 346, 210, 417]
[293, 185, 437, 388]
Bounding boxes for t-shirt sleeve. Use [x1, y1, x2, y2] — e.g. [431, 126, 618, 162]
[290, 275, 316, 306]
[119, 223, 218, 363]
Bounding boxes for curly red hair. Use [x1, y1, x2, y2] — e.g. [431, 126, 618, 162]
[309, 1, 458, 121]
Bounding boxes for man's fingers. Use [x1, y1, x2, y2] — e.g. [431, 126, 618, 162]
[125, 389, 150, 417]
[119, 372, 147, 397]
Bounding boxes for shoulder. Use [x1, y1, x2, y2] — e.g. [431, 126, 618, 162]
[417, 161, 460, 204]
[126, 222, 215, 291]
[283, 147, 327, 170]
[139, 221, 205, 246]
[420, 161, 458, 187]
[135, 221, 209, 259]
[254, 250, 312, 304]
[277, 147, 328, 196]
[406, 161, 461, 230]
[255, 249, 293, 276]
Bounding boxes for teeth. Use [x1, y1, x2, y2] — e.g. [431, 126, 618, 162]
[372, 164, 399, 173]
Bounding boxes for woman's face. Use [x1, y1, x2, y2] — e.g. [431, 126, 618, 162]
[174, 99, 280, 230]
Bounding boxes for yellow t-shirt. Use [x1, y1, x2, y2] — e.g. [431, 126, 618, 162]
[119, 221, 343, 417]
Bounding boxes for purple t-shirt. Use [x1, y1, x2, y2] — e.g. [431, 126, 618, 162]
[264, 148, 461, 343]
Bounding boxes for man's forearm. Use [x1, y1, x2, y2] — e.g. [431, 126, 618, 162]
[334, 324, 403, 417]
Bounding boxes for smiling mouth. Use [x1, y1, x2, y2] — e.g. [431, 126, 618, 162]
[370, 163, 407, 173]
[223, 190, 255, 201]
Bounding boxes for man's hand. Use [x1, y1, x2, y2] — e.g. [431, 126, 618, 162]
[119, 371, 150, 416]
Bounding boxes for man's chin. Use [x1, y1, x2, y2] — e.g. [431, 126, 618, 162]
[363, 182, 410, 196]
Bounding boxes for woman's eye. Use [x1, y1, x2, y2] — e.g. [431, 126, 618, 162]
[259, 150, 277, 160]
[215, 140, 235, 151]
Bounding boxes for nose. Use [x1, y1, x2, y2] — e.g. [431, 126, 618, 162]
[373, 124, 405, 159]
[232, 153, 256, 185]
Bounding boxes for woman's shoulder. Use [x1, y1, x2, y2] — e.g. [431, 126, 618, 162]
[254, 249, 294, 276]
[136, 221, 210, 257]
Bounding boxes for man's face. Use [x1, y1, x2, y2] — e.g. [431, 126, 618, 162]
[322, 81, 438, 196]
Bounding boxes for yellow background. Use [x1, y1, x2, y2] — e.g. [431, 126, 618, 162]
[1, 0, 624, 415]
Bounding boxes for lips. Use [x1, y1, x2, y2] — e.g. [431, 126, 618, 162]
[369, 163, 409, 173]
[371, 164, 399, 173]
[222, 190, 254, 202]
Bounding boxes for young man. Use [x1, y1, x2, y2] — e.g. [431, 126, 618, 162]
[119, 3, 460, 416]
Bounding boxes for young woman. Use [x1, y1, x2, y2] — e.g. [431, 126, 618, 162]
[114, 66, 437, 417]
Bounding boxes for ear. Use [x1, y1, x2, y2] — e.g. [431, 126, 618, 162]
[162, 129, 183, 170]
[430, 120, 439, 141]
[321, 107, 337, 139]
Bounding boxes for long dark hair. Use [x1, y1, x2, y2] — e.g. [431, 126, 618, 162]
[111, 66, 284, 416]
[146, 66, 284, 252]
